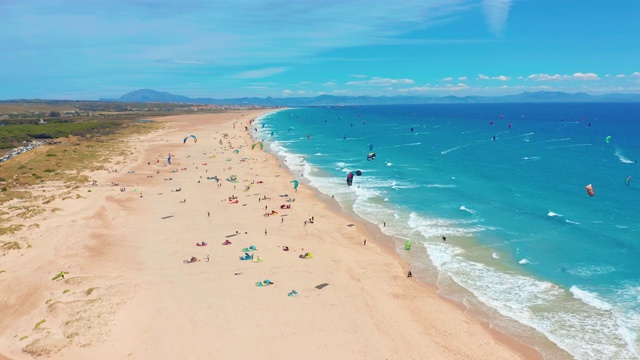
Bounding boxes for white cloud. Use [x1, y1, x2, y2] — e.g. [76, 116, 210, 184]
[234, 67, 289, 79]
[282, 89, 306, 95]
[482, 0, 512, 36]
[615, 74, 626, 78]
[527, 72, 600, 81]
[442, 77, 453, 82]
[350, 74, 367, 78]
[322, 81, 337, 87]
[477, 74, 511, 81]
[398, 83, 469, 92]
[346, 77, 414, 86]
[630, 72, 640, 78]
[572, 72, 600, 80]
[458, 76, 467, 81]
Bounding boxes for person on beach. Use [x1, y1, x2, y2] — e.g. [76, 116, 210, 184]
[363, 239, 366, 245]
[442, 236, 447, 241]
[407, 271, 412, 277]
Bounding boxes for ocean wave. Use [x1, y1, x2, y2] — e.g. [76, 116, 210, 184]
[407, 212, 489, 239]
[426, 184, 456, 188]
[424, 242, 636, 359]
[547, 211, 563, 217]
[565, 265, 616, 278]
[519, 258, 530, 264]
[570, 286, 613, 311]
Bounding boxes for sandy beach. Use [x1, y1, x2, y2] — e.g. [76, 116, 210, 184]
[0, 110, 540, 359]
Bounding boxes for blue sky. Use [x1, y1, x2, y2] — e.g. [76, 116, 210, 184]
[2, 0, 639, 100]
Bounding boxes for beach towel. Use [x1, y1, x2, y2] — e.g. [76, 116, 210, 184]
[252, 256, 263, 263]
[222, 240, 232, 245]
[288, 289, 298, 297]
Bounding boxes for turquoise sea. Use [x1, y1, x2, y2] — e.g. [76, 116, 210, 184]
[254, 104, 640, 360]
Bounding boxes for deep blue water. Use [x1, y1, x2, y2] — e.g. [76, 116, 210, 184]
[254, 103, 640, 360]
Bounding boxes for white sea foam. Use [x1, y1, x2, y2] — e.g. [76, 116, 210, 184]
[519, 258, 530, 264]
[547, 211, 563, 217]
[565, 265, 616, 278]
[422, 242, 637, 359]
[548, 143, 592, 149]
[459, 205, 476, 214]
[407, 212, 491, 239]
[492, 252, 500, 259]
[426, 184, 456, 188]
[570, 286, 613, 311]
[615, 148, 635, 164]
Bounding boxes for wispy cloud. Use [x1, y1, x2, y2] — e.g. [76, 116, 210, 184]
[442, 77, 453, 81]
[630, 72, 640, 78]
[350, 74, 368, 78]
[482, 0, 512, 36]
[398, 83, 469, 92]
[346, 77, 415, 86]
[233, 67, 289, 79]
[458, 76, 468, 81]
[527, 72, 600, 81]
[156, 59, 208, 65]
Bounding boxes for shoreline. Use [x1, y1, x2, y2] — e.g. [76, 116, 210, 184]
[1, 109, 540, 359]
[255, 110, 545, 359]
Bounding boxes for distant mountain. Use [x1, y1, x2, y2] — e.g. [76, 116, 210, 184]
[103, 89, 640, 106]
[117, 89, 193, 103]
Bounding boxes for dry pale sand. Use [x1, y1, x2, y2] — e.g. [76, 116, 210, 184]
[0, 110, 541, 360]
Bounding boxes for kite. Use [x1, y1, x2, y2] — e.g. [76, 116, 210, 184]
[290, 180, 299, 190]
[183, 135, 197, 144]
[585, 184, 595, 197]
[626, 176, 632, 186]
[346, 170, 362, 186]
[167, 155, 172, 165]
[605, 136, 612, 144]
[251, 141, 264, 150]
